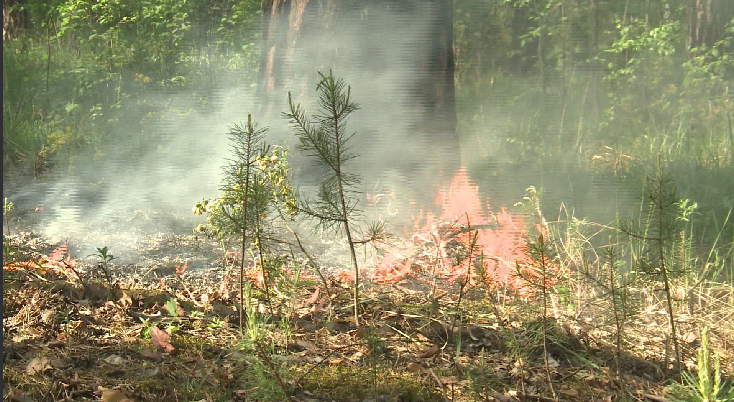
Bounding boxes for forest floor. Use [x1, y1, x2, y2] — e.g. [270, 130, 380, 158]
[3, 229, 733, 402]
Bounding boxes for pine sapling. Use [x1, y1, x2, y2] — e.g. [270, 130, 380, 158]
[650, 167, 682, 375]
[620, 162, 685, 377]
[516, 186, 558, 401]
[195, 117, 302, 323]
[604, 241, 633, 392]
[284, 71, 369, 327]
[4, 198, 13, 236]
[221, 114, 269, 329]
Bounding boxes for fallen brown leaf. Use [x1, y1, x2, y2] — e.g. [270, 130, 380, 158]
[103, 354, 126, 365]
[406, 362, 423, 373]
[349, 350, 364, 361]
[354, 326, 370, 339]
[100, 389, 130, 402]
[141, 366, 160, 377]
[306, 287, 320, 304]
[149, 326, 175, 353]
[213, 302, 235, 317]
[490, 391, 515, 402]
[118, 292, 132, 308]
[559, 388, 579, 397]
[681, 330, 697, 344]
[417, 344, 440, 358]
[25, 356, 52, 375]
[293, 338, 317, 351]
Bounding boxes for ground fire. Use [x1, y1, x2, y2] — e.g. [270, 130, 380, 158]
[368, 168, 537, 296]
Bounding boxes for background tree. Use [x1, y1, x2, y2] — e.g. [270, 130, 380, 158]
[259, 0, 455, 134]
[259, 0, 460, 210]
[3, 0, 30, 40]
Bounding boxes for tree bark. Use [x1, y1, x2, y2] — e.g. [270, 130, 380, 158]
[688, 0, 734, 51]
[3, 0, 30, 41]
[260, 1, 456, 129]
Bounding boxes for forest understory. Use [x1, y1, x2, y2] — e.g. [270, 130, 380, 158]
[4, 0, 734, 401]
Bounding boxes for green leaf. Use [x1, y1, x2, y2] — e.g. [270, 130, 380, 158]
[65, 103, 79, 114]
[165, 298, 179, 318]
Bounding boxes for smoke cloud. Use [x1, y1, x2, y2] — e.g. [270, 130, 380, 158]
[3, 4, 459, 262]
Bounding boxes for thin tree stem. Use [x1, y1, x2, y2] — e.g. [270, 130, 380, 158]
[239, 117, 255, 331]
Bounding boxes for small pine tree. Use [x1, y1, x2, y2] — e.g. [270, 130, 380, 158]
[620, 162, 685, 376]
[284, 71, 375, 327]
[603, 240, 636, 391]
[193, 115, 277, 328]
[515, 186, 558, 400]
[223, 115, 270, 328]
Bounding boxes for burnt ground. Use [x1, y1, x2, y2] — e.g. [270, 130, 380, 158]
[3, 226, 733, 402]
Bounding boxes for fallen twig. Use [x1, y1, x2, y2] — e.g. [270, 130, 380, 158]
[278, 210, 332, 301]
[295, 343, 360, 386]
[425, 367, 450, 402]
[442, 222, 500, 239]
[638, 393, 669, 402]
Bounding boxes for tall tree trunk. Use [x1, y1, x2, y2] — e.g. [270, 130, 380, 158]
[688, 0, 734, 51]
[3, 0, 30, 41]
[259, 0, 459, 209]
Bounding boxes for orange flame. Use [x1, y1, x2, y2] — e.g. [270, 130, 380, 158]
[174, 261, 188, 275]
[3, 243, 77, 278]
[371, 168, 535, 295]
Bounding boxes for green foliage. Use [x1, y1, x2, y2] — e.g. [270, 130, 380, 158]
[620, 164, 687, 375]
[296, 365, 441, 402]
[3, 0, 263, 174]
[165, 297, 179, 318]
[682, 17, 734, 114]
[622, 165, 690, 280]
[284, 71, 362, 234]
[467, 348, 504, 397]
[138, 317, 154, 339]
[4, 198, 14, 236]
[515, 187, 556, 273]
[164, 297, 182, 334]
[193, 145, 295, 242]
[195, 126, 296, 315]
[456, 1, 732, 246]
[683, 328, 734, 402]
[93, 246, 115, 285]
[603, 241, 637, 388]
[667, 328, 734, 402]
[514, 186, 559, 398]
[3, 40, 50, 171]
[603, 15, 684, 135]
[238, 283, 265, 347]
[193, 113, 299, 328]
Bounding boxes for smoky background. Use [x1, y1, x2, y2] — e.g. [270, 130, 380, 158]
[2, 0, 685, 263]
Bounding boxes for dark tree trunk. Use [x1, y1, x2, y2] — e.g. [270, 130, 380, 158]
[258, 0, 459, 210]
[3, 0, 30, 41]
[688, 0, 734, 51]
